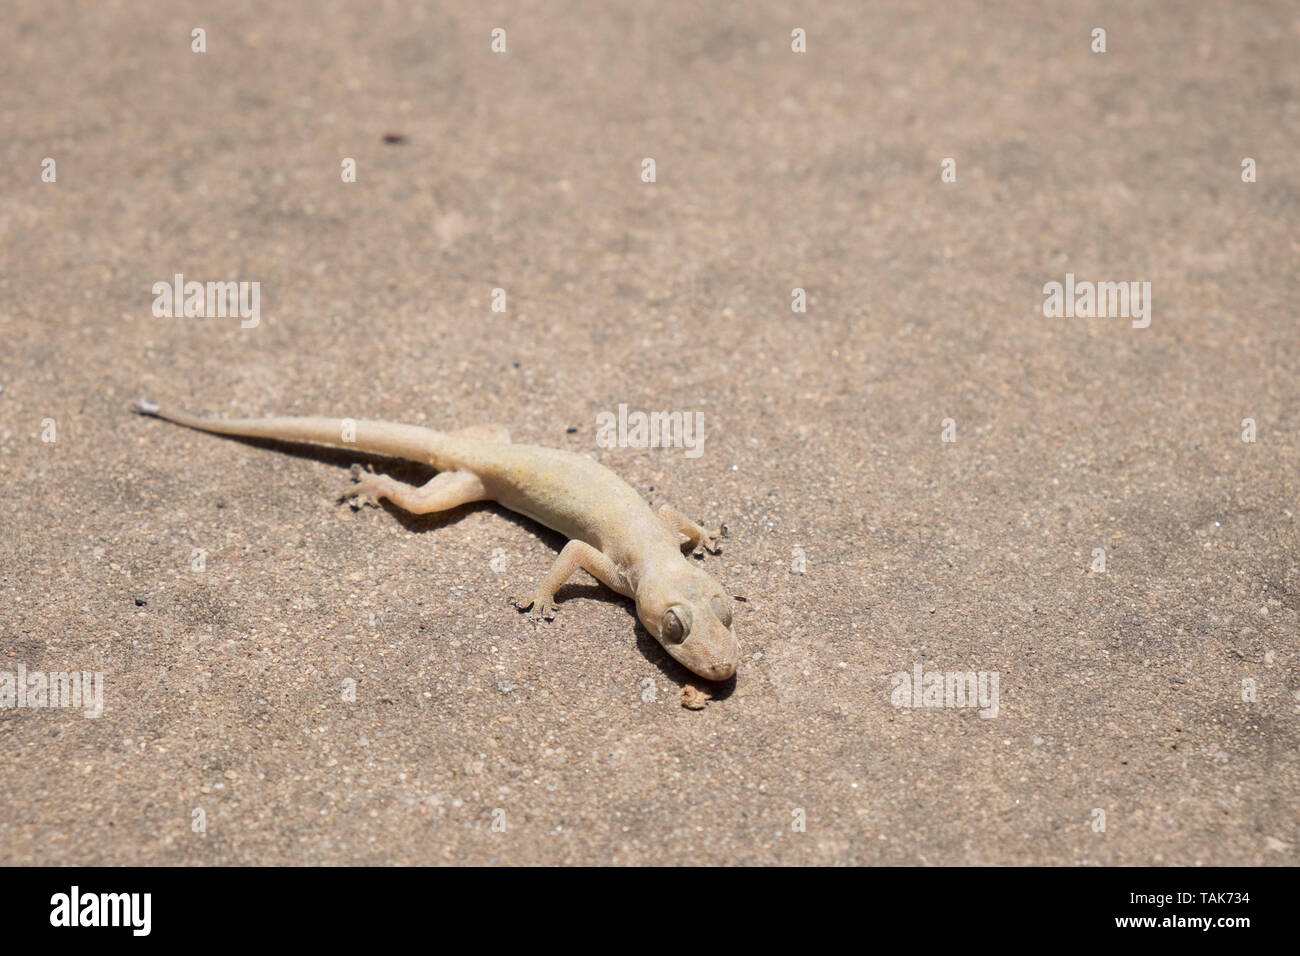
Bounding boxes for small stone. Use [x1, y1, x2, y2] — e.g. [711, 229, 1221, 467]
[681, 685, 711, 710]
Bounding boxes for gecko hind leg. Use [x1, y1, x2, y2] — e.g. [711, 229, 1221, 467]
[339, 465, 487, 513]
[657, 504, 726, 556]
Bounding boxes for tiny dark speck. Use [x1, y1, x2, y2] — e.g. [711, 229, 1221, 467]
[134, 596, 147, 606]
[512, 362, 520, 369]
[382, 133, 407, 144]
[566, 427, 578, 434]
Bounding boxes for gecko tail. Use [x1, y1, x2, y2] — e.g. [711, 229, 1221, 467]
[131, 398, 443, 463]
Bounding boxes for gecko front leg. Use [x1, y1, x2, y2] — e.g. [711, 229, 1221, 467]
[512, 540, 630, 621]
[339, 465, 487, 513]
[657, 504, 726, 556]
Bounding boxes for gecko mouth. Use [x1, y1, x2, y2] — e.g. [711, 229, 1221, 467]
[663, 641, 735, 681]
[679, 631, 738, 681]
[699, 659, 737, 681]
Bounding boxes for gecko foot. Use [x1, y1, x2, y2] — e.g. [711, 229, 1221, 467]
[511, 594, 558, 622]
[338, 463, 384, 509]
[692, 523, 727, 557]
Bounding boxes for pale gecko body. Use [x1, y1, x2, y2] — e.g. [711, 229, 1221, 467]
[133, 401, 739, 680]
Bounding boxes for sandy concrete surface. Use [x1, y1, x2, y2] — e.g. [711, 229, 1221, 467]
[1, 1, 1297, 865]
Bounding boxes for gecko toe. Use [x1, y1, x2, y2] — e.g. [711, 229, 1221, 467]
[339, 486, 380, 509]
[339, 464, 386, 508]
[696, 523, 726, 555]
[695, 537, 722, 557]
[512, 595, 557, 621]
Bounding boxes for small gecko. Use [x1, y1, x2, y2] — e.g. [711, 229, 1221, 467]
[132, 400, 739, 680]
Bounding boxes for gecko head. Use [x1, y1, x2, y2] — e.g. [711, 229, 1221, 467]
[636, 559, 739, 681]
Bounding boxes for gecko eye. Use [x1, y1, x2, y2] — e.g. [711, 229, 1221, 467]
[661, 607, 690, 644]
[710, 596, 732, 627]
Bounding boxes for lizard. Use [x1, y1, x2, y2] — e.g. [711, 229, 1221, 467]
[131, 400, 740, 681]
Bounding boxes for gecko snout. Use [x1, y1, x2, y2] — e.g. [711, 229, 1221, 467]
[700, 652, 737, 682]
[660, 608, 738, 681]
